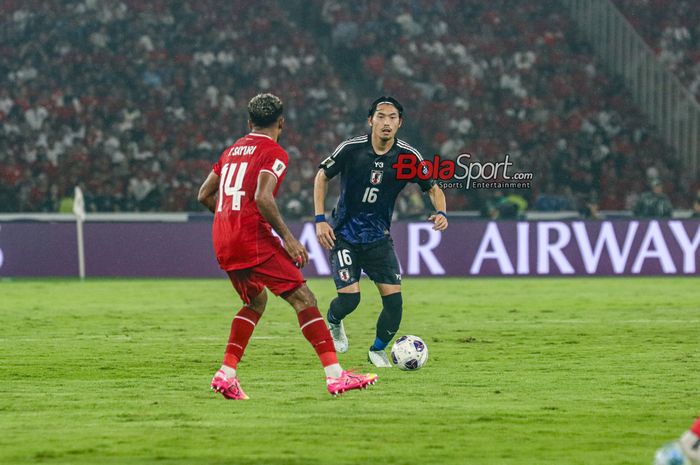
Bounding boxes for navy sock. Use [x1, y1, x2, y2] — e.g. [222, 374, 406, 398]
[326, 308, 340, 325]
[326, 293, 360, 325]
[373, 293, 402, 350]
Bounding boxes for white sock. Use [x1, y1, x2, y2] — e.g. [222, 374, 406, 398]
[324, 363, 343, 379]
[220, 364, 237, 378]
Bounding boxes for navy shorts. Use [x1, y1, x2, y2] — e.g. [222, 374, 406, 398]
[329, 236, 401, 289]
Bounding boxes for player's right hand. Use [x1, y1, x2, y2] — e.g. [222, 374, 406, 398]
[316, 222, 336, 250]
[283, 237, 309, 268]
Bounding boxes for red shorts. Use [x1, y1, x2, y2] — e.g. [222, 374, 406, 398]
[226, 248, 305, 304]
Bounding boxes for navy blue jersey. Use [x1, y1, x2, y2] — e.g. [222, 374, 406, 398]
[320, 134, 434, 244]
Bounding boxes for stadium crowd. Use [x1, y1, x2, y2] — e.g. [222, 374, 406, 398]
[613, 0, 700, 101]
[0, 0, 358, 216]
[318, 0, 693, 213]
[0, 0, 696, 216]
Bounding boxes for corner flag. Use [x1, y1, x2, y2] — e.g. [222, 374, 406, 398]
[74, 186, 86, 279]
[73, 186, 86, 221]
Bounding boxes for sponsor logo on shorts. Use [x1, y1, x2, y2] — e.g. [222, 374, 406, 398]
[395, 273, 401, 281]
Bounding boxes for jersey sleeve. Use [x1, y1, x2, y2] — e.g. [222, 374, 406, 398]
[319, 141, 351, 179]
[259, 147, 288, 182]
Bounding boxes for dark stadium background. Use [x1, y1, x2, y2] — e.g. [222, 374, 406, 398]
[1, 0, 698, 219]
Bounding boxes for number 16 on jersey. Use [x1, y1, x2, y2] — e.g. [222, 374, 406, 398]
[362, 187, 378, 204]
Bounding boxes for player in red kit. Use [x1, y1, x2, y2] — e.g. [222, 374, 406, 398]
[197, 93, 378, 399]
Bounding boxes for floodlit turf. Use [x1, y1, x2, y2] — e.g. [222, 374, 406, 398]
[0, 277, 699, 465]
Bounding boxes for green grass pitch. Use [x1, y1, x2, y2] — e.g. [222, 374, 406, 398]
[1, 277, 699, 465]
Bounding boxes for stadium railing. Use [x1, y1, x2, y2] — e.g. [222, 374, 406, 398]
[563, 0, 700, 176]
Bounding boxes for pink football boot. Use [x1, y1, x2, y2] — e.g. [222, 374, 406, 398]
[326, 370, 378, 396]
[211, 370, 249, 400]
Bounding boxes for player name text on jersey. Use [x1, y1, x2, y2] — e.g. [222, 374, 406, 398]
[228, 146, 257, 157]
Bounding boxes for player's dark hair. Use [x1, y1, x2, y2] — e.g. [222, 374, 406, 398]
[248, 93, 284, 128]
[368, 96, 404, 118]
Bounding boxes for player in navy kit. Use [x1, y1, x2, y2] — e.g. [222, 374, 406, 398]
[313, 96, 448, 367]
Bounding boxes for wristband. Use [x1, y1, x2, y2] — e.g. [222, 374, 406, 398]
[436, 211, 448, 219]
[315, 214, 327, 223]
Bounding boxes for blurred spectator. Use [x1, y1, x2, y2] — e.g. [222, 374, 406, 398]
[577, 192, 602, 219]
[534, 188, 576, 212]
[128, 172, 156, 211]
[280, 179, 312, 220]
[395, 187, 427, 219]
[633, 179, 673, 218]
[482, 190, 525, 219]
[505, 193, 528, 218]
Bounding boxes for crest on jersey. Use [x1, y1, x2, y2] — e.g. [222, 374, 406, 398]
[272, 159, 286, 177]
[338, 268, 350, 282]
[370, 170, 383, 185]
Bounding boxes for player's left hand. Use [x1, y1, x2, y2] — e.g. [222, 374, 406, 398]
[316, 221, 336, 250]
[428, 213, 448, 231]
[283, 236, 309, 268]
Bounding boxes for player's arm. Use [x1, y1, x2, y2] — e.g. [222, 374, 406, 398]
[426, 184, 448, 231]
[197, 170, 220, 213]
[255, 172, 309, 267]
[314, 169, 336, 250]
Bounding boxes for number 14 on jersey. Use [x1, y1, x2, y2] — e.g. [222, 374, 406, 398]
[217, 162, 248, 211]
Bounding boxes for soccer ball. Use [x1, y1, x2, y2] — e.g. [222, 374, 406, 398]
[390, 335, 428, 371]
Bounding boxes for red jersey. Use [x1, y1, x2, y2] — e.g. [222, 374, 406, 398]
[211, 133, 288, 270]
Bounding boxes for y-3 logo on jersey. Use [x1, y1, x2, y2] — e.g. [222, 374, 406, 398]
[370, 170, 383, 185]
[374, 161, 384, 168]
